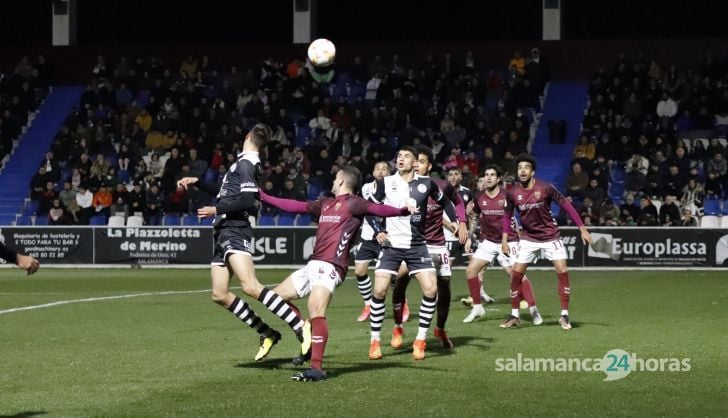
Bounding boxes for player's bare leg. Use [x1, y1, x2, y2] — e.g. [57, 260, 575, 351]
[292, 285, 332, 382]
[368, 272, 393, 359]
[271, 275, 313, 365]
[211, 264, 279, 360]
[354, 261, 373, 321]
[463, 258, 488, 322]
[552, 259, 572, 330]
[411, 270, 438, 360]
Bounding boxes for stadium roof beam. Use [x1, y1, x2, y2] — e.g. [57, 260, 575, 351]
[293, 0, 317, 44]
[52, 0, 77, 46]
[543, 0, 562, 40]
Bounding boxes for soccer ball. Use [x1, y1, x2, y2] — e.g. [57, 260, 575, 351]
[519, 300, 529, 310]
[307, 38, 336, 67]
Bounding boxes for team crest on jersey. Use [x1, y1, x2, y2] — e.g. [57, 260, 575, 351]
[498, 199, 506, 207]
[417, 184, 427, 194]
[334, 202, 343, 211]
[535, 191, 541, 199]
[463, 194, 470, 202]
[481, 198, 487, 206]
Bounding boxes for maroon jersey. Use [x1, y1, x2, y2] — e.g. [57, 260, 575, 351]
[473, 188, 518, 242]
[504, 179, 566, 242]
[306, 194, 371, 277]
[424, 179, 463, 246]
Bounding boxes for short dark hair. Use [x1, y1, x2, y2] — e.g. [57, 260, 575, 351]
[249, 123, 272, 149]
[447, 166, 461, 174]
[414, 145, 433, 164]
[515, 153, 537, 171]
[398, 145, 418, 158]
[340, 166, 362, 191]
[483, 164, 503, 178]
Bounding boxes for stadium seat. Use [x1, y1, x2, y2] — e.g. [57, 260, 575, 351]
[15, 215, 33, 225]
[550, 202, 560, 217]
[258, 215, 276, 226]
[182, 215, 199, 226]
[203, 168, 218, 183]
[34, 216, 49, 226]
[108, 215, 125, 227]
[277, 212, 296, 226]
[703, 199, 721, 216]
[126, 215, 144, 227]
[296, 214, 312, 226]
[89, 214, 108, 225]
[23, 200, 40, 215]
[199, 217, 214, 226]
[162, 214, 181, 226]
[700, 215, 720, 228]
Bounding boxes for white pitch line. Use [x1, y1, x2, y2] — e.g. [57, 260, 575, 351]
[0, 289, 210, 315]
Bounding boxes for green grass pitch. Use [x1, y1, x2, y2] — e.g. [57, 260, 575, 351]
[1, 268, 726, 416]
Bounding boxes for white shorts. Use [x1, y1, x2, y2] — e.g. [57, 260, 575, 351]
[427, 245, 452, 277]
[472, 240, 517, 268]
[515, 238, 568, 264]
[290, 260, 343, 298]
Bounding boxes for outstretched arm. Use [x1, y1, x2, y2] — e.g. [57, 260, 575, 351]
[365, 202, 410, 217]
[259, 190, 309, 214]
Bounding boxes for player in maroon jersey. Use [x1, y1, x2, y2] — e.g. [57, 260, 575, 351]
[388, 145, 467, 350]
[258, 166, 414, 381]
[462, 164, 541, 325]
[501, 154, 592, 330]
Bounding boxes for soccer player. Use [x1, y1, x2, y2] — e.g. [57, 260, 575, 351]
[389, 146, 467, 350]
[442, 167, 475, 268]
[178, 123, 308, 361]
[460, 175, 495, 306]
[368, 146, 461, 360]
[501, 154, 592, 330]
[353, 161, 390, 322]
[0, 242, 39, 275]
[462, 165, 541, 325]
[257, 166, 414, 381]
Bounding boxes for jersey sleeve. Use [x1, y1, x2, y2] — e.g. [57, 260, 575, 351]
[429, 179, 459, 222]
[306, 198, 327, 217]
[370, 178, 386, 204]
[348, 196, 371, 217]
[238, 159, 260, 192]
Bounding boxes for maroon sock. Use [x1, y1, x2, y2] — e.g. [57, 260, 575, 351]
[557, 272, 570, 310]
[466, 277, 482, 304]
[521, 277, 537, 306]
[310, 316, 328, 371]
[510, 270, 525, 309]
[392, 275, 409, 325]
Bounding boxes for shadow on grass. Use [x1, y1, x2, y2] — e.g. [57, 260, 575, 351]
[235, 357, 296, 369]
[0, 412, 48, 418]
[323, 360, 448, 379]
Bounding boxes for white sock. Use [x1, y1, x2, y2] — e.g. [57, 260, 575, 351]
[416, 326, 428, 340]
[511, 308, 520, 317]
[371, 331, 380, 342]
[530, 306, 539, 315]
[561, 309, 569, 316]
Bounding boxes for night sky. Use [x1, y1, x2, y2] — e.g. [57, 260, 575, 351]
[2, 0, 728, 46]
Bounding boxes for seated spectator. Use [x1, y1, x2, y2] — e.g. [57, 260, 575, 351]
[573, 135, 596, 160]
[309, 109, 331, 131]
[661, 164, 687, 198]
[76, 184, 94, 224]
[89, 154, 110, 180]
[145, 184, 163, 225]
[659, 195, 681, 226]
[704, 171, 723, 199]
[39, 151, 61, 182]
[111, 183, 129, 216]
[579, 197, 600, 225]
[655, 92, 677, 119]
[128, 182, 146, 215]
[37, 181, 57, 215]
[566, 162, 589, 198]
[48, 199, 65, 225]
[707, 152, 727, 178]
[638, 196, 659, 225]
[625, 153, 649, 176]
[30, 166, 49, 200]
[93, 185, 112, 218]
[187, 148, 208, 178]
[148, 153, 164, 178]
[584, 178, 606, 208]
[619, 194, 640, 223]
[679, 207, 698, 227]
[680, 178, 705, 214]
[599, 199, 620, 226]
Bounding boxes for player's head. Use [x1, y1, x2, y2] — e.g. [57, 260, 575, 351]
[333, 166, 362, 195]
[447, 167, 462, 187]
[515, 153, 537, 184]
[414, 145, 433, 176]
[245, 123, 272, 150]
[396, 146, 418, 174]
[483, 164, 503, 191]
[476, 175, 486, 191]
[372, 161, 390, 180]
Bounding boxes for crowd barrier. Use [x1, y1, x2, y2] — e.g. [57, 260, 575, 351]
[1, 226, 727, 267]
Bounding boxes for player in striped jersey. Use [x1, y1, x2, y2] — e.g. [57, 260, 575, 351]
[389, 146, 467, 350]
[368, 146, 461, 360]
[462, 165, 542, 325]
[178, 124, 308, 362]
[257, 166, 413, 381]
